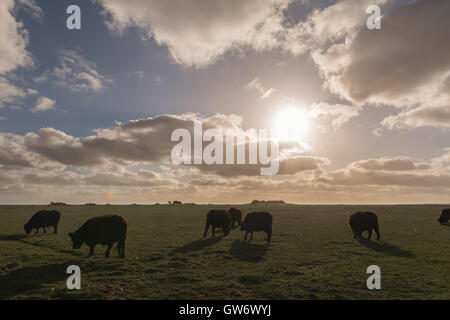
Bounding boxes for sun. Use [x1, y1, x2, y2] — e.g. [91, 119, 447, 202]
[273, 105, 311, 142]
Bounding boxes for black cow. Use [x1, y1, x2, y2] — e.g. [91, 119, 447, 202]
[68, 215, 127, 258]
[24, 210, 61, 234]
[349, 211, 380, 240]
[438, 209, 450, 226]
[203, 210, 232, 238]
[241, 212, 272, 243]
[229, 207, 243, 227]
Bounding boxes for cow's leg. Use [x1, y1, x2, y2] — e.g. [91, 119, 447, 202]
[250, 232, 254, 241]
[118, 239, 125, 258]
[267, 231, 272, 243]
[368, 230, 372, 240]
[53, 224, 58, 234]
[105, 243, 113, 258]
[374, 226, 380, 240]
[203, 223, 210, 238]
[89, 245, 95, 257]
[43, 226, 47, 233]
[35, 227, 39, 234]
[212, 227, 216, 238]
[244, 231, 248, 241]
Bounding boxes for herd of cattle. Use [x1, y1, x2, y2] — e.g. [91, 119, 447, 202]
[21, 207, 450, 258]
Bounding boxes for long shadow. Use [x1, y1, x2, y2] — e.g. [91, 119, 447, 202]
[0, 263, 70, 299]
[0, 234, 29, 241]
[229, 239, 269, 262]
[172, 237, 222, 253]
[0, 233, 81, 256]
[358, 239, 415, 258]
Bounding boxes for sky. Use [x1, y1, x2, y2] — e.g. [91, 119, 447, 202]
[1, 0, 450, 204]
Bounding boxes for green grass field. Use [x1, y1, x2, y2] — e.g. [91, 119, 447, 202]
[1, 204, 450, 300]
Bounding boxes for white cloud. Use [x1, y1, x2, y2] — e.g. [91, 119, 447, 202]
[293, 0, 450, 131]
[31, 96, 55, 113]
[0, 76, 26, 108]
[0, 0, 34, 74]
[309, 102, 359, 130]
[244, 77, 275, 99]
[35, 50, 112, 92]
[96, 0, 290, 67]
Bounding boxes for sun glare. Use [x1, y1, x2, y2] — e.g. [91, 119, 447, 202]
[273, 105, 311, 142]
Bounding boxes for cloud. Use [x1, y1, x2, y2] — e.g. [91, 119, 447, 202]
[15, 0, 44, 21]
[35, 50, 112, 92]
[23, 113, 243, 167]
[309, 102, 359, 129]
[0, 133, 63, 171]
[31, 96, 55, 113]
[381, 101, 450, 130]
[244, 78, 275, 99]
[127, 71, 145, 80]
[349, 157, 431, 172]
[284, 0, 387, 56]
[317, 156, 450, 188]
[0, 0, 42, 111]
[334, 0, 450, 107]
[96, 0, 289, 67]
[190, 155, 328, 177]
[0, 76, 26, 108]
[0, 0, 34, 74]
[296, 0, 450, 131]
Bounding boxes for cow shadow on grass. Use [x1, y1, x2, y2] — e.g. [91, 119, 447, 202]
[229, 240, 269, 262]
[172, 237, 222, 254]
[358, 239, 415, 258]
[0, 263, 70, 299]
[0, 234, 82, 256]
[0, 234, 29, 241]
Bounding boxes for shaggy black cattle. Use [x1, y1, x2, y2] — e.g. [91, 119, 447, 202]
[437, 209, 450, 226]
[349, 211, 380, 240]
[241, 212, 272, 243]
[68, 215, 127, 258]
[229, 207, 243, 227]
[203, 210, 232, 238]
[24, 210, 61, 234]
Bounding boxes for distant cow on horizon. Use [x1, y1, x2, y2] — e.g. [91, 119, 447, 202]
[349, 212, 380, 240]
[24, 210, 61, 234]
[438, 209, 450, 226]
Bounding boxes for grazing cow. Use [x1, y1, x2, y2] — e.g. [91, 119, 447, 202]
[68, 215, 127, 258]
[203, 210, 232, 238]
[229, 207, 243, 227]
[437, 209, 450, 226]
[241, 212, 272, 243]
[24, 210, 61, 234]
[349, 211, 380, 240]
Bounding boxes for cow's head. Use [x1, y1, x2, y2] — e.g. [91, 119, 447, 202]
[24, 223, 32, 234]
[68, 232, 83, 249]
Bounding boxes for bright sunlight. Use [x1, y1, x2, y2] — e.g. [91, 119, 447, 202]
[273, 105, 311, 142]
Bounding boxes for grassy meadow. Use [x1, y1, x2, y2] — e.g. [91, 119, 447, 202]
[1, 204, 450, 300]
